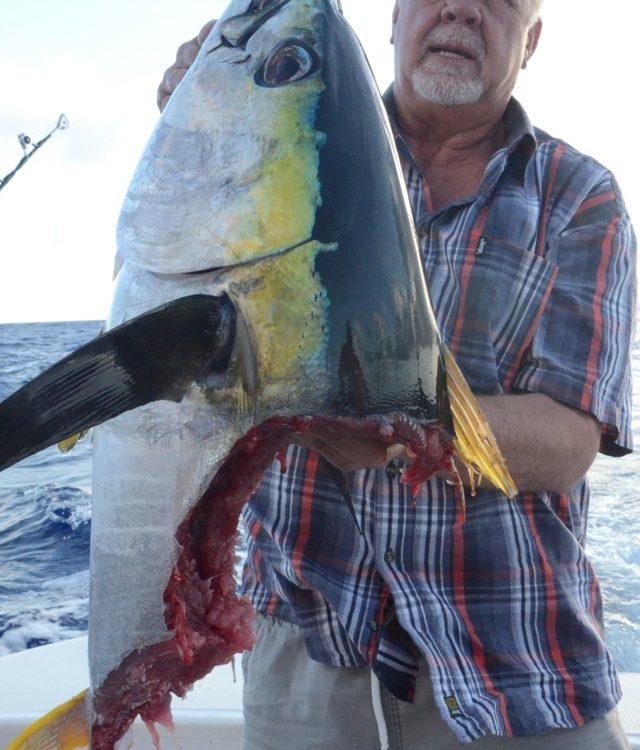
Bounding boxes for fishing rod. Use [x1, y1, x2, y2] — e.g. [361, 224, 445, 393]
[0, 114, 69, 193]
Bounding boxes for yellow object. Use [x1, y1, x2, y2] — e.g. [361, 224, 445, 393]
[5, 690, 90, 750]
[57, 431, 88, 454]
[444, 348, 518, 499]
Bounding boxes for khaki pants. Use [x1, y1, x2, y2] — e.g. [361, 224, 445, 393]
[242, 614, 630, 750]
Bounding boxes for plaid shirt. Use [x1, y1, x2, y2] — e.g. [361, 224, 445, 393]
[240, 96, 637, 742]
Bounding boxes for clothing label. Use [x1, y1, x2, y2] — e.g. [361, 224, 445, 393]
[444, 695, 464, 718]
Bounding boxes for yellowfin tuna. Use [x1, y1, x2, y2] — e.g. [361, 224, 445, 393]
[0, 0, 515, 747]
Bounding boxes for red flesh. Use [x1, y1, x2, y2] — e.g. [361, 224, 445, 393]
[90, 413, 455, 749]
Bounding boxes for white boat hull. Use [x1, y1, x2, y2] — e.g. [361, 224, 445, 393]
[0, 638, 242, 749]
[0, 637, 638, 749]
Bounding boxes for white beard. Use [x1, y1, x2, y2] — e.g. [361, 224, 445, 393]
[411, 62, 484, 106]
[411, 24, 486, 106]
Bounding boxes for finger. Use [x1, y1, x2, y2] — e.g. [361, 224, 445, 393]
[157, 82, 171, 112]
[385, 444, 416, 464]
[196, 19, 216, 46]
[176, 37, 201, 68]
[157, 66, 188, 111]
[158, 20, 217, 112]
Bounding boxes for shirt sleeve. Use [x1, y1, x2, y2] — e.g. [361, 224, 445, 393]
[511, 173, 637, 456]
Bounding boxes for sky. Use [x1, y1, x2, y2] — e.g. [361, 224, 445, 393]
[0, 1, 638, 323]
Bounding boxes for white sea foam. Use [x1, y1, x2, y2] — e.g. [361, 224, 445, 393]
[0, 577, 89, 657]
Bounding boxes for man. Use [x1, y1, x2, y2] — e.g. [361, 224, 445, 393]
[158, 1, 636, 747]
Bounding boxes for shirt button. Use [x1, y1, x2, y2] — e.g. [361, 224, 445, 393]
[384, 549, 395, 564]
[368, 619, 379, 632]
[386, 462, 399, 479]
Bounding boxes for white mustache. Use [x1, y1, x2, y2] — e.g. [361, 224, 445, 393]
[422, 25, 486, 62]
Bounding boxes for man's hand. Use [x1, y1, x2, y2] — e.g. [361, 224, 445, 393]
[293, 429, 409, 473]
[157, 20, 216, 111]
[294, 393, 600, 495]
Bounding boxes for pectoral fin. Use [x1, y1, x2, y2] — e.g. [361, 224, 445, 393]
[444, 348, 518, 499]
[0, 294, 236, 471]
[5, 689, 90, 750]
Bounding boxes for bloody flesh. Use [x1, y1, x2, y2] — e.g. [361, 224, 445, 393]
[90, 413, 456, 749]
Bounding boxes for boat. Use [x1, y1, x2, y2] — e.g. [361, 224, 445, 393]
[0, 638, 241, 749]
[0, 637, 638, 748]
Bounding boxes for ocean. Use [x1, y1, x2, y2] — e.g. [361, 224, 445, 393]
[0, 320, 639, 672]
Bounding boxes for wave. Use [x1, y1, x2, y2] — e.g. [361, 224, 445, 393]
[0, 483, 91, 654]
[0, 484, 90, 578]
[0, 569, 89, 656]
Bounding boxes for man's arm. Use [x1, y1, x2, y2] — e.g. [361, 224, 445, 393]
[475, 393, 600, 493]
[295, 393, 601, 494]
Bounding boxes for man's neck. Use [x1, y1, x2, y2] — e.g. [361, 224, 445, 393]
[393, 91, 508, 209]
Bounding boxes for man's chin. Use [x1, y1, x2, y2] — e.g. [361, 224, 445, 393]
[411, 71, 483, 107]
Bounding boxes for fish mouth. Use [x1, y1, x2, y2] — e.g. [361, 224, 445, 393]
[181, 236, 315, 277]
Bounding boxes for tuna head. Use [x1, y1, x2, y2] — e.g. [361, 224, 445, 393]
[116, 0, 329, 273]
[116, 0, 450, 427]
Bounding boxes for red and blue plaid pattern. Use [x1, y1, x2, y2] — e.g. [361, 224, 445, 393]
[240, 97, 636, 742]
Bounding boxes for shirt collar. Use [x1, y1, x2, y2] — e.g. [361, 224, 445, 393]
[382, 86, 537, 184]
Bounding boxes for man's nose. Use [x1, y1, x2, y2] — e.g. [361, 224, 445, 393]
[441, 0, 482, 26]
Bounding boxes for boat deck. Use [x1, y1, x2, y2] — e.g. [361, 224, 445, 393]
[0, 638, 637, 749]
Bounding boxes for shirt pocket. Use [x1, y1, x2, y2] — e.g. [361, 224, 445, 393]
[449, 239, 558, 393]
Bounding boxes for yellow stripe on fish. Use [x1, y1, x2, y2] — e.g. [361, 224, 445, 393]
[226, 240, 336, 395]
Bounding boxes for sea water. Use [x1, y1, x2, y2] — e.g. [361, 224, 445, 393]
[0, 321, 638, 671]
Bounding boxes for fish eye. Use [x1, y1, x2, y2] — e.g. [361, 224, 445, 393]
[256, 42, 319, 87]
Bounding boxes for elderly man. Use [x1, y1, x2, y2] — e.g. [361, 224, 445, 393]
[158, 1, 636, 747]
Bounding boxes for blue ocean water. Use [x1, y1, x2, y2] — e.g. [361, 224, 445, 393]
[0, 321, 639, 671]
[0, 321, 99, 655]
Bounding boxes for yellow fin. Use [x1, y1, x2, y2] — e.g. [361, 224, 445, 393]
[444, 348, 518, 499]
[57, 431, 89, 454]
[5, 689, 90, 750]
